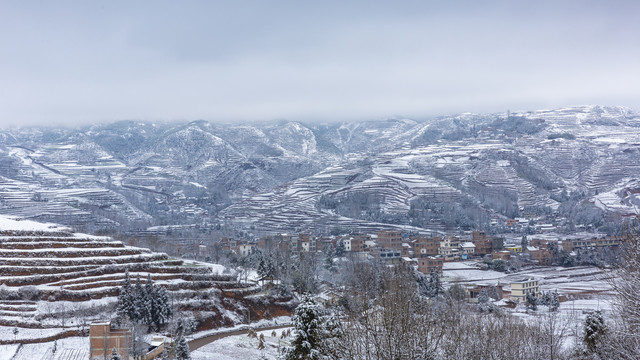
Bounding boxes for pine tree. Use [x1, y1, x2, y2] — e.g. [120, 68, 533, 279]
[267, 256, 276, 279]
[549, 291, 560, 312]
[525, 292, 538, 311]
[110, 347, 122, 360]
[334, 240, 346, 257]
[323, 245, 337, 273]
[583, 310, 606, 354]
[477, 288, 494, 313]
[281, 294, 325, 360]
[152, 285, 172, 329]
[174, 320, 191, 360]
[117, 270, 136, 321]
[426, 268, 444, 298]
[258, 257, 268, 279]
[143, 274, 154, 326]
[132, 275, 146, 322]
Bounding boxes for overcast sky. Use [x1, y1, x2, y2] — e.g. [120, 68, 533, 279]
[1, 1, 639, 127]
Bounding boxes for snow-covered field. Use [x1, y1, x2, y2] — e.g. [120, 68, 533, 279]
[445, 261, 613, 295]
[0, 336, 88, 360]
[444, 261, 615, 320]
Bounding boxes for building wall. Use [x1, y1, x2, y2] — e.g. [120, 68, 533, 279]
[90, 323, 131, 360]
[418, 257, 443, 274]
[377, 230, 404, 250]
[510, 280, 539, 302]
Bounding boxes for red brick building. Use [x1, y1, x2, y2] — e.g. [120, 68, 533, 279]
[377, 230, 404, 250]
[412, 236, 440, 257]
[418, 256, 444, 274]
[472, 231, 493, 255]
[90, 322, 131, 360]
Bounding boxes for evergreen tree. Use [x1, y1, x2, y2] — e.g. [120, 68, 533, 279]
[258, 257, 268, 279]
[427, 269, 444, 298]
[549, 291, 560, 312]
[143, 274, 154, 325]
[323, 245, 337, 273]
[267, 256, 276, 279]
[133, 275, 146, 323]
[477, 288, 495, 313]
[174, 320, 191, 360]
[281, 294, 325, 360]
[110, 348, 122, 360]
[116, 270, 171, 330]
[151, 285, 172, 329]
[525, 292, 538, 311]
[583, 310, 606, 354]
[117, 270, 136, 321]
[334, 240, 346, 257]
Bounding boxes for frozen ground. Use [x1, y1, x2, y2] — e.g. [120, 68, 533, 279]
[0, 336, 88, 360]
[192, 328, 292, 360]
[444, 261, 613, 296]
[445, 261, 615, 324]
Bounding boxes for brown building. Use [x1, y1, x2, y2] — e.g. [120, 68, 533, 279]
[412, 236, 440, 257]
[373, 247, 402, 264]
[563, 236, 621, 252]
[492, 250, 511, 261]
[377, 230, 404, 250]
[527, 247, 553, 265]
[468, 284, 505, 301]
[418, 256, 444, 274]
[472, 231, 493, 255]
[351, 235, 368, 252]
[90, 322, 131, 360]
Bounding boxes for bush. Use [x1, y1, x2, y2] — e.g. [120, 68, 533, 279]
[19, 285, 41, 300]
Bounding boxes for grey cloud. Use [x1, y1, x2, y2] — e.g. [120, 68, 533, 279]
[0, 0, 639, 127]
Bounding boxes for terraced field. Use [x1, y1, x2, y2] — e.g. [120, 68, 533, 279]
[0, 216, 292, 344]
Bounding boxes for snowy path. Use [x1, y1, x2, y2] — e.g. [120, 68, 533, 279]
[189, 324, 291, 351]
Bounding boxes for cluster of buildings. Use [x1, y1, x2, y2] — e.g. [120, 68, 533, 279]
[216, 229, 624, 275]
[218, 230, 499, 274]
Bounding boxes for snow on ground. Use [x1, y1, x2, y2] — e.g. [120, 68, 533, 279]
[192, 328, 292, 360]
[190, 316, 291, 341]
[444, 261, 612, 295]
[0, 215, 70, 233]
[0, 345, 20, 360]
[8, 336, 88, 360]
[444, 262, 506, 282]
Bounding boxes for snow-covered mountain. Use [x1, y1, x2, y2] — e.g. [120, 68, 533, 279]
[1, 105, 639, 236]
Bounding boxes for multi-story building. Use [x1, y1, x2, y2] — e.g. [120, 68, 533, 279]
[510, 278, 539, 303]
[472, 231, 493, 255]
[418, 256, 444, 274]
[412, 236, 440, 257]
[90, 322, 131, 360]
[377, 230, 404, 250]
[460, 242, 476, 256]
[351, 234, 368, 252]
[438, 236, 461, 257]
[373, 247, 402, 265]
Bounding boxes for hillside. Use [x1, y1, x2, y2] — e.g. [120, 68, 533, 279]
[0, 215, 292, 345]
[1, 105, 639, 237]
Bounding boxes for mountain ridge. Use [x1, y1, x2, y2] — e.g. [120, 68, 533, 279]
[1, 105, 638, 237]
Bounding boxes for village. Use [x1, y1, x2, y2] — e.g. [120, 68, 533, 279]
[214, 226, 622, 307]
